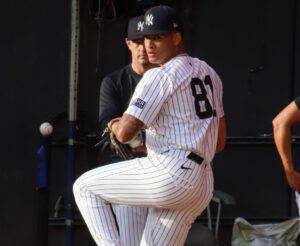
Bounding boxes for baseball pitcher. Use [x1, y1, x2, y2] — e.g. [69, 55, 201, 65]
[74, 5, 226, 246]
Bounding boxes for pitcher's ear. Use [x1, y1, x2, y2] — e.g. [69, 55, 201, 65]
[173, 32, 182, 46]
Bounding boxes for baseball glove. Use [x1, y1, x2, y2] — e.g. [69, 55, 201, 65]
[95, 126, 134, 161]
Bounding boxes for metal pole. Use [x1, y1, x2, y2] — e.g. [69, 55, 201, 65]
[66, 0, 80, 245]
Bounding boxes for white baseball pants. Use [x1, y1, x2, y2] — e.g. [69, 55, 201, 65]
[73, 151, 213, 246]
[112, 205, 147, 246]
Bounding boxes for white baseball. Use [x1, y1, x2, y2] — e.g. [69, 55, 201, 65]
[129, 135, 143, 148]
[39, 122, 53, 136]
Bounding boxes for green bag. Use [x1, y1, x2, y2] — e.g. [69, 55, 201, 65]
[232, 217, 300, 246]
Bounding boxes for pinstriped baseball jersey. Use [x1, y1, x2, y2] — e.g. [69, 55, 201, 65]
[126, 54, 224, 163]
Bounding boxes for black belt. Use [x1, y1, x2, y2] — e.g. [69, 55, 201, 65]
[187, 152, 204, 165]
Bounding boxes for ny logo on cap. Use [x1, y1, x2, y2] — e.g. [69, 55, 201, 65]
[145, 14, 154, 26]
[137, 21, 144, 31]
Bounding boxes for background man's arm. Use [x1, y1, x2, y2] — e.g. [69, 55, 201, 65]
[273, 101, 300, 192]
[99, 76, 122, 129]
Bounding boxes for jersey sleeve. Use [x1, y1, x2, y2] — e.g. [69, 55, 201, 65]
[211, 68, 224, 118]
[99, 76, 122, 129]
[125, 69, 173, 126]
[295, 96, 300, 110]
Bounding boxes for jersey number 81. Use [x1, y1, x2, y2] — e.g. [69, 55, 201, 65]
[190, 76, 216, 119]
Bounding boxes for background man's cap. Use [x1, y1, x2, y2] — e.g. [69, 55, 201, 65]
[127, 16, 145, 40]
[142, 5, 182, 36]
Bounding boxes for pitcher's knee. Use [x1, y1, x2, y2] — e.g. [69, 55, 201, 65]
[73, 176, 85, 199]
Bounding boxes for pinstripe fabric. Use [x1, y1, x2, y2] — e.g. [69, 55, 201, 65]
[74, 152, 213, 245]
[73, 54, 223, 245]
[112, 205, 147, 246]
[296, 192, 300, 215]
[126, 55, 223, 163]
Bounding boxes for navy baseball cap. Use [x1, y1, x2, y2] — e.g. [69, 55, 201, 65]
[127, 16, 145, 40]
[142, 5, 182, 36]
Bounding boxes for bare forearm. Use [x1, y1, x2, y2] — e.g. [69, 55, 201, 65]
[111, 114, 144, 144]
[215, 116, 226, 153]
[273, 124, 294, 172]
[272, 101, 300, 172]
